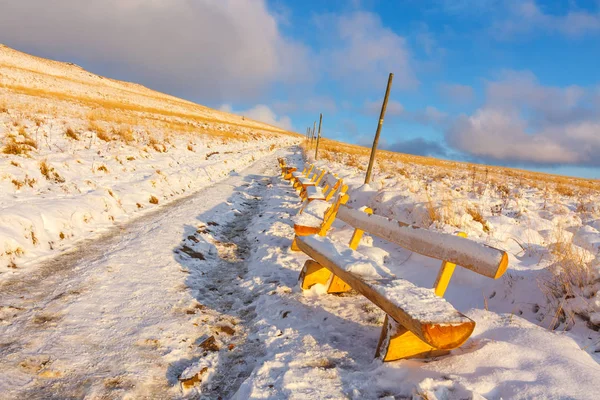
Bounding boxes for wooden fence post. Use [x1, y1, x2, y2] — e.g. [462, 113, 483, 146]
[365, 73, 394, 184]
[315, 113, 322, 160]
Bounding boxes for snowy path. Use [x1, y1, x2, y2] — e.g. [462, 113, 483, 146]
[0, 152, 279, 399]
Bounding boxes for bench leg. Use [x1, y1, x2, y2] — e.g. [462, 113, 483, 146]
[299, 260, 351, 293]
[375, 315, 450, 362]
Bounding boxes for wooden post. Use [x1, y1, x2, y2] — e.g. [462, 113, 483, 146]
[364, 73, 394, 184]
[315, 113, 322, 160]
[312, 121, 316, 146]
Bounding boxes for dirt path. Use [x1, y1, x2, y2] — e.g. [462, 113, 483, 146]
[0, 153, 279, 399]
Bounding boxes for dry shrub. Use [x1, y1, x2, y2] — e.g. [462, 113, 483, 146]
[65, 127, 79, 140]
[96, 164, 109, 173]
[424, 189, 440, 225]
[541, 228, 595, 329]
[39, 160, 65, 183]
[149, 195, 159, 204]
[114, 126, 135, 143]
[11, 179, 24, 189]
[555, 183, 575, 197]
[149, 137, 166, 152]
[2, 140, 27, 155]
[88, 121, 110, 141]
[466, 206, 490, 233]
[96, 129, 112, 142]
[2, 136, 36, 155]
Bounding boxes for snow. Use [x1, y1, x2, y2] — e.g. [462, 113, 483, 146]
[2, 147, 599, 398]
[292, 200, 331, 228]
[1, 44, 599, 398]
[228, 152, 600, 398]
[300, 234, 395, 280]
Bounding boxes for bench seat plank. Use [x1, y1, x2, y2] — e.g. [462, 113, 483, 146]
[305, 186, 326, 201]
[296, 177, 316, 186]
[293, 200, 331, 228]
[297, 235, 475, 350]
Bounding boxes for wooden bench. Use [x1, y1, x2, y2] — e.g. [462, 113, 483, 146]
[291, 184, 349, 251]
[294, 200, 509, 361]
[292, 167, 326, 195]
[301, 172, 346, 203]
[290, 162, 313, 183]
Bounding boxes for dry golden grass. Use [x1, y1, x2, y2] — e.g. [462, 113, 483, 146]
[39, 160, 65, 183]
[3, 83, 298, 140]
[466, 206, 490, 233]
[309, 138, 599, 195]
[65, 127, 79, 140]
[2, 134, 37, 155]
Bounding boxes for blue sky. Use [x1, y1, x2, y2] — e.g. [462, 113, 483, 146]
[0, 0, 599, 177]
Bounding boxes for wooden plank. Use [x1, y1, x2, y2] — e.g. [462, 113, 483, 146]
[336, 205, 508, 279]
[296, 235, 475, 349]
[376, 315, 450, 361]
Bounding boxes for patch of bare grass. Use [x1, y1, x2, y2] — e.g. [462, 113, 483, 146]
[39, 160, 65, 183]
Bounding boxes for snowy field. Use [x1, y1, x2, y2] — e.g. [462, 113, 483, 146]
[1, 44, 599, 399]
[2, 146, 599, 399]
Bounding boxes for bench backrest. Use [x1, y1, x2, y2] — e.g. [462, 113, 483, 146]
[336, 205, 508, 279]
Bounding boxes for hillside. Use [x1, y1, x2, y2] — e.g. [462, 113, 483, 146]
[0, 44, 298, 273]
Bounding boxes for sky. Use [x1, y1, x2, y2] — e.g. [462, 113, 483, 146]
[0, 0, 599, 178]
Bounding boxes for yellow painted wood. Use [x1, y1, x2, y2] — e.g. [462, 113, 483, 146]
[299, 261, 351, 293]
[295, 236, 475, 350]
[328, 275, 351, 293]
[318, 194, 349, 236]
[291, 225, 321, 252]
[283, 168, 296, 180]
[300, 260, 332, 289]
[375, 315, 451, 361]
[434, 231, 468, 297]
[336, 205, 508, 279]
[305, 164, 314, 176]
[349, 207, 373, 250]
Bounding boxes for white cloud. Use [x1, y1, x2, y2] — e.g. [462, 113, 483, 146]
[272, 97, 337, 115]
[220, 104, 293, 131]
[448, 108, 581, 164]
[316, 12, 418, 91]
[0, 0, 311, 102]
[446, 71, 600, 166]
[493, 0, 600, 39]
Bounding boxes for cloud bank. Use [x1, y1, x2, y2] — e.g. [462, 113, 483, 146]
[0, 0, 310, 102]
[446, 71, 600, 166]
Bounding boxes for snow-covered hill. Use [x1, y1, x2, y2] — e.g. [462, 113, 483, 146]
[0, 45, 299, 276]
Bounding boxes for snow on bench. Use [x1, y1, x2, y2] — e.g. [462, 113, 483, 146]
[303, 173, 344, 202]
[296, 235, 475, 354]
[337, 205, 508, 279]
[294, 201, 509, 361]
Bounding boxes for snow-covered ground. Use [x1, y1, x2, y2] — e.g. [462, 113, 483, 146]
[0, 44, 298, 276]
[2, 44, 599, 399]
[2, 147, 599, 399]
